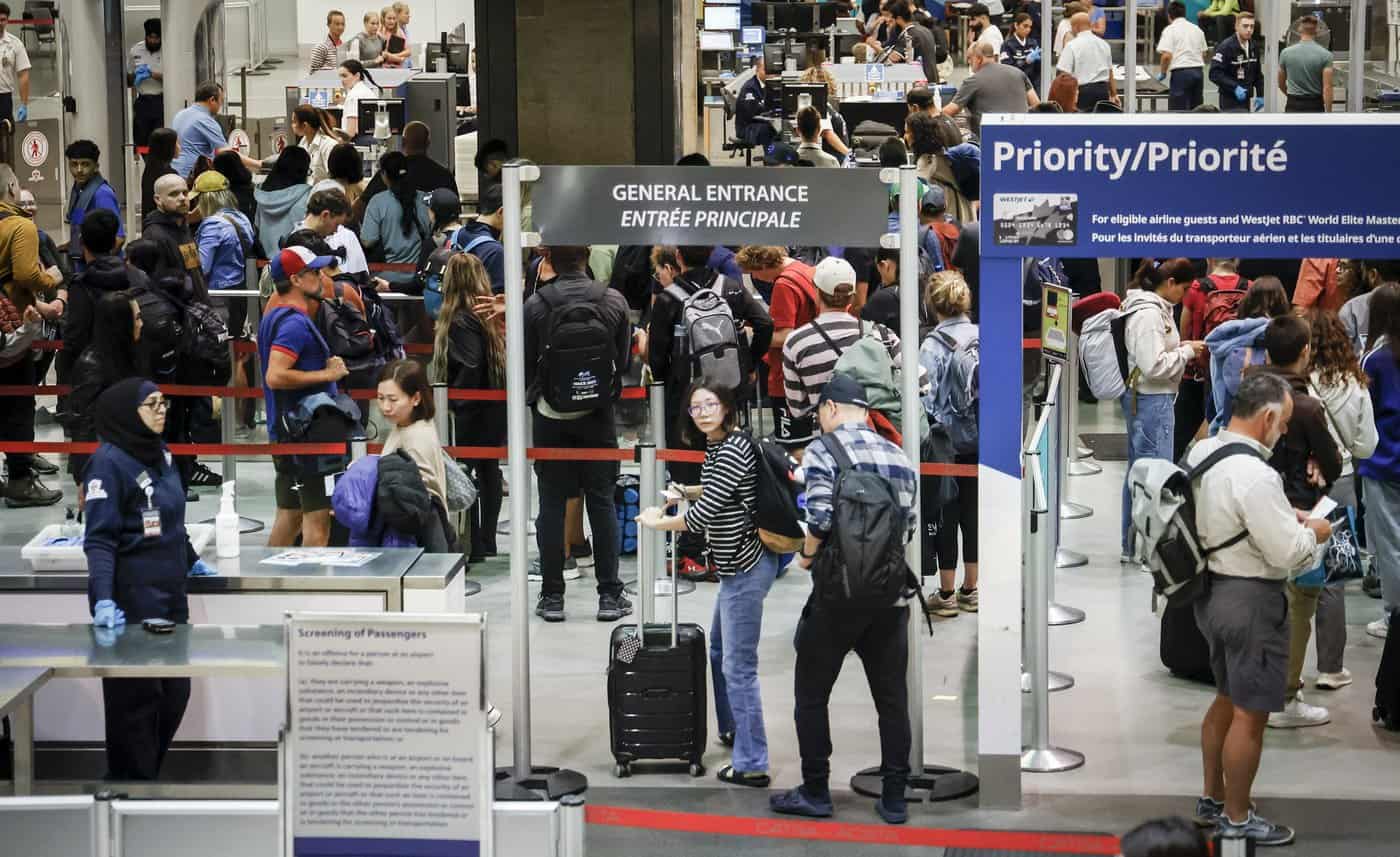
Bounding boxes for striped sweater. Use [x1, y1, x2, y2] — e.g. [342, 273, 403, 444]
[781, 312, 900, 418]
[683, 432, 764, 575]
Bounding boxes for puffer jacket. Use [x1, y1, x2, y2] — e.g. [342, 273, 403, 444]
[63, 254, 149, 359]
[1308, 371, 1379, 477]
[1206, 316, 1270, 430]
[1122, 289, 1192, 395]
[375, 450, 455, 553]
[68, 346, 145, 444]
[331, 455, 416, 548]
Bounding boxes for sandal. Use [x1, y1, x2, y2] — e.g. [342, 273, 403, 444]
[717, 765, 770, 788]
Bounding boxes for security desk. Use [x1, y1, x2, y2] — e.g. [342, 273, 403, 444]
[0, 666, 51, 795]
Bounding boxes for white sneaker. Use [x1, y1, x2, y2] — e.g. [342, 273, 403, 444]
[1267, 692, 1330, 729]
[528, 557, 580, 582]
[1315, 668, 1353, 690]
[486, 705, 502, 729]
[1368, 616, 1390, 640]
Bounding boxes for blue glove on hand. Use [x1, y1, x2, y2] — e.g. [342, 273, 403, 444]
[93, 599, 126, 628]
[189, 559, 217, 577]
[1251, 96, 1265, 112]
[1234, 85, 1248, 102]
[15, 104, 26, 122]
[134, 65, 151, 86]
[1027, 48, 1042, 63]
[1155, 72, 1167, 84]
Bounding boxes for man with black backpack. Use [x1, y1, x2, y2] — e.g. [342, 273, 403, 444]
[451, 182, 505, 294]
[1183, 373, 1330, 848]
[770, 373, 919, 826]
[523, 244, 634, 623]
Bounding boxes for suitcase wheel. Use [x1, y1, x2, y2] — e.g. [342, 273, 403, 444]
[689, 762, 706, 778]
[614, 762, 632, 778]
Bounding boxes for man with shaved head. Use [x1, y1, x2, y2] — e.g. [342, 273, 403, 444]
[142, 173, 208, 300]
[1057, 10, 1119, 111]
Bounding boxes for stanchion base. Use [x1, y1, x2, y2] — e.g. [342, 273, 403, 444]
[462, 579, 483, 598]
[1020, 746, 1085, 773]
[1055, 548, 1088, 569]
[1076, 444, 1094, 459]
[1068, 459, 1102, 477]
[1048, 603, 1086, 626]
[494, 765, 588, 801]
[849, 765, 978, 802]
[1021, 670, 1075, 693]
[622, 577, 697, 598]
[1060, 501, 1093, 520]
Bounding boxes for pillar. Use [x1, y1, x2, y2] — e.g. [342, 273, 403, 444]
[161, 0, 208, 123]
[64, 0, 126, 194]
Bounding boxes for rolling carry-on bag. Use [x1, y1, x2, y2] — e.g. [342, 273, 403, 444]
[1375, 609, 1400, 731]
[1160, 603, 1215, 685]
[607, 529, 708, 777]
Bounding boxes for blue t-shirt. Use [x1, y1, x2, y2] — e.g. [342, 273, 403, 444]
[362, 192, 431, 285]
[451, 221, 505, 293]
[171, 104, 227, 178]
[258, 305, 336, 440]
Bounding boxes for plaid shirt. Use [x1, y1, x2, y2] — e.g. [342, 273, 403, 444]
[801, 422, 918, 539]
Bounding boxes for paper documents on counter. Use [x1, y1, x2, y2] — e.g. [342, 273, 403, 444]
[260, 549, 383, 567]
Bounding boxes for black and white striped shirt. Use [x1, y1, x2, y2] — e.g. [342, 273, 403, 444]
[781, 312, 900, 418]
[683, 433, 764, 575]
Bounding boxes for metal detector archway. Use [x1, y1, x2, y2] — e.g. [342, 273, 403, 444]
[977, 113, 1400, 809]
[496, 161, 978, 802]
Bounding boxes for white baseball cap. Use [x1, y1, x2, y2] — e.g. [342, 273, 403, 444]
[813, 256, 857, 296]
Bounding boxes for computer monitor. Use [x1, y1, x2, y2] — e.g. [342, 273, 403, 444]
[703, 5, 741, 30]
[456, 76, 472, 110]
[741, 26, 766, 46]
[763, 42, 809, 71]
[762, 2, 817, 33]
[782, 83, 828, 118]
[424, 41, 470, 74]
[700, 30, 735, 51]
[356, 98, 407, 137]
[763, 78, 784, 112]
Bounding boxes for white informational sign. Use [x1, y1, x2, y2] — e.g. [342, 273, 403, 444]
[283, 612, 491, 857]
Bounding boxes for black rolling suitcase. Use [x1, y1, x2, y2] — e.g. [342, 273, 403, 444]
[1160, 603, 1215, 685]
[607, 530, 707, 778]
[1374, 609, 1400, 731]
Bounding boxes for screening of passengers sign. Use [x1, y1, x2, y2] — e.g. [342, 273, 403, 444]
[530, 166, 890, 247]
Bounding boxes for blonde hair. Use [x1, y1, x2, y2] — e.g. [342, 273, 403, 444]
[429, 253, 505, 388]
[363, 10, 379, 24]
[195, 189, 240, 221]
[926, 271, 972, 320]
[799, 64, 837, 98]
[735, 245, 786, 272]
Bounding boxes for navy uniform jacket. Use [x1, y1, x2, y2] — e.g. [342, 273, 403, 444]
[1001, 35, 1041, 90]
[1208, 35, 1263, 109]
[736, 74, 767, 137]
[83, 443, 196, 623]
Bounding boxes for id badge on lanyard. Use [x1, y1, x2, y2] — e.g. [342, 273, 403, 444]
[137, 471, 162, 539]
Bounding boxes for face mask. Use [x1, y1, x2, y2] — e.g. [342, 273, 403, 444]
[423, 278, 443, 319]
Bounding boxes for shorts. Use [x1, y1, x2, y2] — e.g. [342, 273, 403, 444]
[274, 454, 332, 513]
[1193, 574, 1289, 713]
[771, 404, 815, 449]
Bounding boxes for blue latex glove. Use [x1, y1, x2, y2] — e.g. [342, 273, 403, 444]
[93, 625, 122, 648]
[1251, 96, 1265, 112]
[1155, 72, 1167, 84]
[15, 104, 26, 122]
[1027, 48, 1042, 63]
[1234, 85, 1248, 102]
[189, 559, 217, 577]
[133, 65, 151, 87]
[93, 599, 126, 628]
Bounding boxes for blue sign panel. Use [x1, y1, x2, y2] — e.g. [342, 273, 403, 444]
[980, 115, 1400, 260]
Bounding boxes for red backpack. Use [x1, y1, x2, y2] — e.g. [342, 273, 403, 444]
[1191, 275, 1250, 376]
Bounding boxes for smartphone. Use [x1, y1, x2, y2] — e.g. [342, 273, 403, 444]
[142, 618, 176, 634]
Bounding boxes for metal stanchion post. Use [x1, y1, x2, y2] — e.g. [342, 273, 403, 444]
[1050, 361, 1089, 574]
[222, 338, 238, 487]
[1125, 0, 1138, 113]
[494, 162, 586, 801]
[560, 794, 587, 857]
[850, 164, 978, 803]
[1066, 334, 1102, 478]
[1040, 0, 1054, 96]
[433, 384, 450, 441]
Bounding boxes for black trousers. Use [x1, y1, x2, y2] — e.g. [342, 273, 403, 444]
[102, 676, 191, 780]
[0, 355, 36, 480]
[1285, 94, 1324, 113]
[1173, 378, 1207, 464]
[533, 407, 622, 598]
[133, 94, 165, 150]
[1168, 67, 1204, 111]
[469, 457, 503, 558]
[1077, 81, 1112, 113]
[794, 602, 910, 795]
[935, 453, 978, 571]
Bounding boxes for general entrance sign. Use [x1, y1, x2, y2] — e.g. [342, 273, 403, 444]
[530, 166, 890, 247]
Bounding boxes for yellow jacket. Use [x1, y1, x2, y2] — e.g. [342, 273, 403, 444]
[0, 201, 57, 309]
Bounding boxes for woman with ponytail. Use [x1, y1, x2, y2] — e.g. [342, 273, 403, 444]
[361, 151, 430, 290]
[337, 59, 381, 138]
[292, 104, 349, 185]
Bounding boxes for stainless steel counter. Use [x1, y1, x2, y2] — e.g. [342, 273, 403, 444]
[0, 624, 284, 679]
[0, 666, 50, 716]
[0, 666, 49, 796]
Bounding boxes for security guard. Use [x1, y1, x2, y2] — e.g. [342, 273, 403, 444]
[1208, 11, 1262, 113]
[85, 378, 214, 781]
[735, 57, 777, 149]
[128, 19, 163, 150]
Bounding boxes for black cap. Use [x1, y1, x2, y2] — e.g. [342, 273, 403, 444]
[763, 142, 800, 167]
[818, 372, 869, 409]
[144, 18, 161, 37]
[428, 188, 461, 224]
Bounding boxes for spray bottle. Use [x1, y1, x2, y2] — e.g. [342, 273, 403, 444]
[216, 481, 240, 559]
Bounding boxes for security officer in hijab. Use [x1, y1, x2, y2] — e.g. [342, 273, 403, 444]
[128, 19, 163, 150]
[85, 378, 215, 781]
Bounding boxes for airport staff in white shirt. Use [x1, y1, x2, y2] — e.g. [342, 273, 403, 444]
[968, 3, 1003, 56]
[1157, 1, 1208, 111]
[0, 3, 32, 123]
[1057, 12, 1118, 111]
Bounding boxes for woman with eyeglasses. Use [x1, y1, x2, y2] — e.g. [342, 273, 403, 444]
[85, 378, 215, 780]
[637, 380, 782, 790]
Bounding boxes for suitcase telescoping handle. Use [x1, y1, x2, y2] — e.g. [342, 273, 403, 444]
[666, 524, 678, 648]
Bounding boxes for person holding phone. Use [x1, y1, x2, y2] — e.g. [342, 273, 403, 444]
[85, 378, 215, 781]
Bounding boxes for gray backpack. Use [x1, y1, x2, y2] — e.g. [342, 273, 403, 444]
[929, 329, 979, 456]
[666, 277, 744, 392]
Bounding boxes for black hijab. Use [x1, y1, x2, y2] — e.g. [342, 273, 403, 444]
[96, 378, 165, 468]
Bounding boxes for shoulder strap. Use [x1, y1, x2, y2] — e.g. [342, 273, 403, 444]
[461, 234, 492, 254]
[663, 283, 693, 306]
[811, 319, 847, 358]
[820, 431, 855, 474]
[217, 213, 253, 258]
[1188, 442, 1263, 481]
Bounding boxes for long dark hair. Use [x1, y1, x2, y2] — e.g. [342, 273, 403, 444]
[339, 59, 378, 88]
[1131, 258, 1194, 292]
[146, 128, 178, 164]
[327, 143, 364, 184]
[263, 146, 312, 193]
[1368, 282, 1400, 358]
[1239, 276, 1291, 320]
[92, 291, 142, 380]
[378, 151, 420, 239]
[678, 379, 739, 449]
[293, 104, 350, 143]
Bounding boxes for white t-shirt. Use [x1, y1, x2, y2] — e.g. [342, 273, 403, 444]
[1157, 17, 1207, 71]
[341, 79, 379, 132]
[128, 41, 163, 96]
[975, 24, 1004, 55]
[1054, 19, 1073, 57]
[0, 31, 32, 96]
[1057, 30, 1113, 85]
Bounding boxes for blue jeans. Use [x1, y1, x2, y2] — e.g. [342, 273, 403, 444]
[1121, 392, 1175, 555]
[710, 549, 781, 773]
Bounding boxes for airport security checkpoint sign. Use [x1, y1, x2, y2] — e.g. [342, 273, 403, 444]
[284, 613, 491, 857]
[980, 114, 1400, 260]
[530, 166, 890, 247]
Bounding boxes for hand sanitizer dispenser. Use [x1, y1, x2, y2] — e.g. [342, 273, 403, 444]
[216, 482, 240, 559]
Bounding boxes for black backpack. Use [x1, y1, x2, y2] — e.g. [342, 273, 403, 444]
[537, 283, 618, 413]
[736, 431, 804, 554]
[609, 245, 654, 312]
[151, 286, 230, 384]
[317, 283, 378, 368]
[131, 281, 183, 380]
[810, 433, 915, 611]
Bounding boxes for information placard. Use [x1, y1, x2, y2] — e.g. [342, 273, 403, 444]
[283, 613, 490, 857]
[1040, 283, 1071, 365]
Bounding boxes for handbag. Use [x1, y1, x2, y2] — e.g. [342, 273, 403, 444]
[442, 451, 479, 512]
[1296, 505, 1362, 587]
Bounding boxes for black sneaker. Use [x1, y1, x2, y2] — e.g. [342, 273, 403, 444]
[597, 593, 633, 622]
[29, 454, 59, 475]
[189, 463, 223, 488]
[4, 476, 62, 508]
[536, 593, 565, 622]
[1218, 811, 1295, 847]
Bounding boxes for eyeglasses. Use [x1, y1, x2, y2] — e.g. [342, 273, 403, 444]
[688, 401, 722, 417]
[140, 398, 170, 413]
